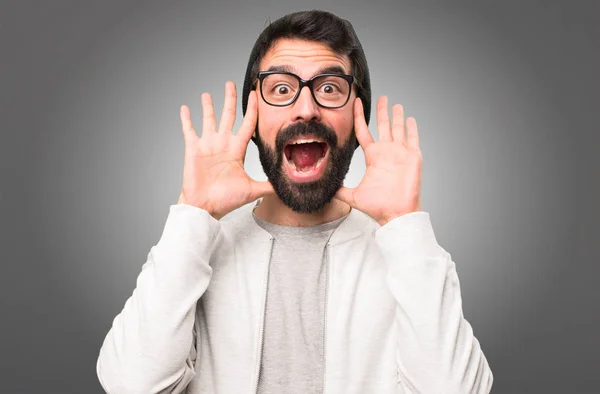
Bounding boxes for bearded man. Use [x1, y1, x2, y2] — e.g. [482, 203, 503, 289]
[97, 9, 493, 394]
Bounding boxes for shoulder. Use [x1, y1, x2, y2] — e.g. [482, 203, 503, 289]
[328, 207, 380, 246]
[218, 200, 269, 239]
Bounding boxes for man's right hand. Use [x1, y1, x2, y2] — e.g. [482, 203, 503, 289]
[178, 81, 274, 220]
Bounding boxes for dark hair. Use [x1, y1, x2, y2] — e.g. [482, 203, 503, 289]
[241, 10, 372, 141]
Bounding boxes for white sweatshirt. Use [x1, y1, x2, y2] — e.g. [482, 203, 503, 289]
[96, 201, 493, 393]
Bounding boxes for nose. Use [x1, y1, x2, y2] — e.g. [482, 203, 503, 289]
[291, 86, 321, 123]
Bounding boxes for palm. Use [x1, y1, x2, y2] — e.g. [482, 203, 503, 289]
[178, 83, 273, 219]
[335, 97, 423, 226]
[353, 141, 421, 221]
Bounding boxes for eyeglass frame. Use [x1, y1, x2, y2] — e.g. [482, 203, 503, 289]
[255, 71, 356, 109]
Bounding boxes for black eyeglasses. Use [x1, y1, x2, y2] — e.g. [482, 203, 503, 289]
[256, 71, 355, 109]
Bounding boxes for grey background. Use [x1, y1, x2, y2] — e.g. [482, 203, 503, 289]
[1, 0, 598, 393]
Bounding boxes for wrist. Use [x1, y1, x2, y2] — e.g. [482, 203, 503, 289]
[177, 193, 222, 220]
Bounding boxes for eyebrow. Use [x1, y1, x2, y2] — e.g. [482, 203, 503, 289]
[265, 64, 350, 76]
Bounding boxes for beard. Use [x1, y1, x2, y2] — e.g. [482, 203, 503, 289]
[254, 121, 357, 214]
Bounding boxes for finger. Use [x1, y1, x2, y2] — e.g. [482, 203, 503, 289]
[354, 98, 374, 149]
[333, 186, 356, 208]
[416, 195, 423, 211]
[180, 105, 198, 143]
[376, 96, 392, 141]
[238, 90, 258, 143]
[406, 116, 420, 150]
[218, 81, 237, 134]
[201, 93, 217, 135]
[391, 104, 406, 142]
[249, 179, 275, 200]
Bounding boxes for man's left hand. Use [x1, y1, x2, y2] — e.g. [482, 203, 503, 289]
[334, 96, 423, 227]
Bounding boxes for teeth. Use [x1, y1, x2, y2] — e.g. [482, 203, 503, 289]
[291, 139, 323, 145]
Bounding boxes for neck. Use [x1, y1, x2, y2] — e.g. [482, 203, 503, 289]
[253, 194, 351, 227]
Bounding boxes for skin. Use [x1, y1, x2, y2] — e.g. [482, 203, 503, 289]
[178, 38, 423, 227]
[253, 38, 357, 226]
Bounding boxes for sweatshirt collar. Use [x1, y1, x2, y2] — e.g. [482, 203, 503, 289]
[225, 199, 376, 247]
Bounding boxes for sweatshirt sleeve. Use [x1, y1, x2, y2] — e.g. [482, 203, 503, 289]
[96, 204, 221, 394]
[374, 211, 493, 394]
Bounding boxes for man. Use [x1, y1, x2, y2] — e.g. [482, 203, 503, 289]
[97, 10, 493, 394]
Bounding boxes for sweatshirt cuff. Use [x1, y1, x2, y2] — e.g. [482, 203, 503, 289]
[374, 211, 441, 259]
[155, 204, 222, 259]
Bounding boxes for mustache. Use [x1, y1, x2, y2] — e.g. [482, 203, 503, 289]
[275, 121, 339, 153]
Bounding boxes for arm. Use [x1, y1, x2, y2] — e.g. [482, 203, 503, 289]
[96, 204, 221, 393]
[375, 211, 493, 393]
[97, 82, 273, 393]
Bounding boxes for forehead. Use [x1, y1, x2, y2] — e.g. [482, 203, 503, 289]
[259, 38, 352, 77]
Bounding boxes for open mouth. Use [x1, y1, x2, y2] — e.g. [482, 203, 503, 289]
[283, 138, 329, 181]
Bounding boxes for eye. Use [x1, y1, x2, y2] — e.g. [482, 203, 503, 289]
[318, 83, 340, 94]
[273, 84, 291, 95]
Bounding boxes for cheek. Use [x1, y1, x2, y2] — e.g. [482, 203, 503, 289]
[257, 103, 286, 142]
[341, 112, 354, 128]
[334, 109, 356, 141]
[342, 98, 356, 126]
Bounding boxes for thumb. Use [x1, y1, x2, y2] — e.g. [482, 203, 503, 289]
[249, 179, 275, 201]
[334, 186, 356, 207]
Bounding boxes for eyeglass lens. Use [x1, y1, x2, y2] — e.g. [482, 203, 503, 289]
[261, 73, 350, 107]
